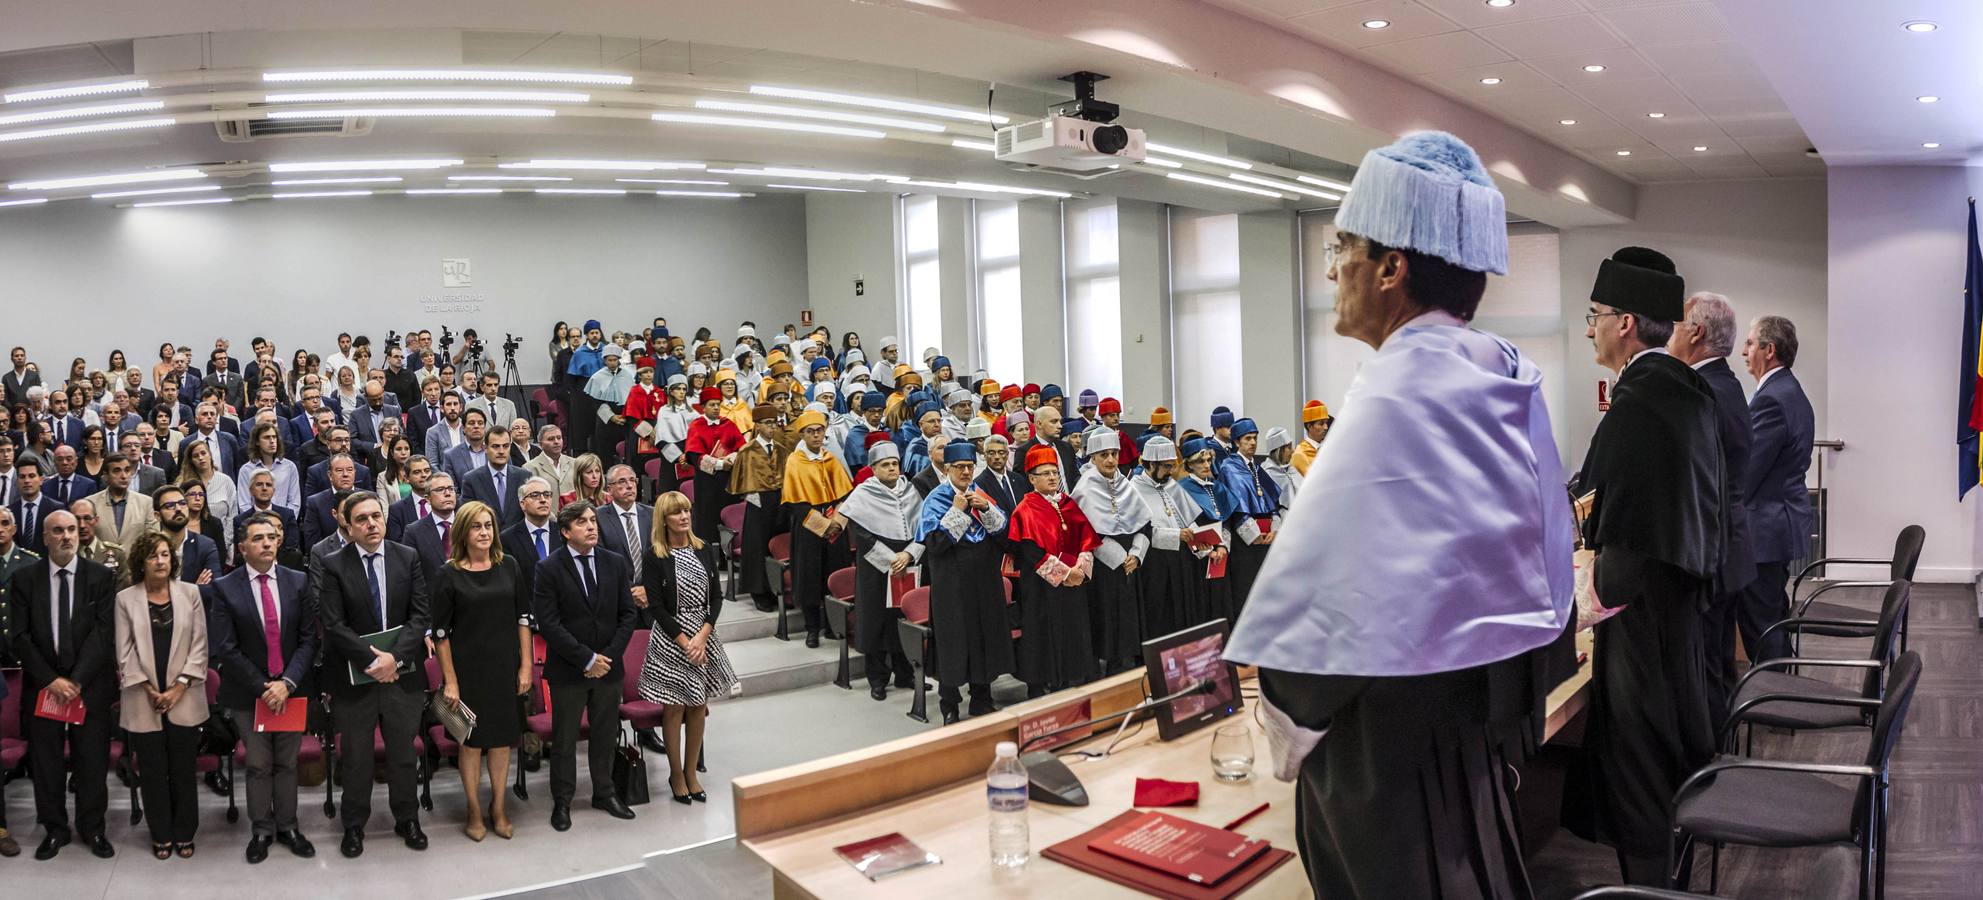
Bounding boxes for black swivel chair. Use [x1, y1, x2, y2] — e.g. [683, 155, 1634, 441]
[1723, 580, 1908, 754]
[1669, 651, 1922, 900]
[1787, 525, 1925, 654]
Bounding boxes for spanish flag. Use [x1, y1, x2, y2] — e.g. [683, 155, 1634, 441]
[1959, 198, 1983, 497]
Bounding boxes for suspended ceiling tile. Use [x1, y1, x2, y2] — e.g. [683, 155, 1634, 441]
[1474, 14, 1626, 59]
[1418, 60, 1553, 96]
[1412, 0, 1588, 29]
[1525, 47, 1662, 85]
[1685, 161, 1770, 179]
[1286, 0, 1464, 49]
[1665, 68, 1782, 101]
[1211, 0, 1369, 20]
[1634, 40, 1766, 78]
[1595, 3, 1735, 47]
[1360, 30, 1514, 74]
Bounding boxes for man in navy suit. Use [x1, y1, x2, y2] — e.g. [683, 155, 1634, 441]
[302, 455, 359, 550]
[1668, 292, 1757, 725]
[3, 346, 39, 407]
[155, 484, 220, 584]
[45, 446, 97, 506]
[187, 401, 243, 476]
[9, 510, 120, 860]
[153, 379, 195, 432]
[501, 475, 563, 596]
[532, 501, 639, 830]
[347, 382, 401, 457]
[405, 376, 446, 455]
[203, 348, 248, 411]
[312, 491, 431, 858]
[385, 456, 434, 544]
[402, 472, 456, 584]
[42, 389, 86, 451]
[204, 512, 318, 862]
[1738, 315, 1815, 662]
[440, 407, 490, 482]
[460, 428, 530, 527]
[304, 425, 371, 498]
[234, 469, 303, 563]
[972, 435, 1030, 515]
[9, 456, 62, 555]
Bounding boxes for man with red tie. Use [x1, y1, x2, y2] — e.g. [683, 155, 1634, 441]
[204, 512, 318, 862]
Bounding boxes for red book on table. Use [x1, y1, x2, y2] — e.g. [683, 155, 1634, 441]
[1043, 811, 1293, 900]
[1088, 811, 1272, 886]
[254, 700, 309, 733]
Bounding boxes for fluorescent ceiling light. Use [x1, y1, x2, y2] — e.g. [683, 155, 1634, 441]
[449, 175, 570, 182]
[4, 79, 149, 104]
[650, 111, 885, 139]
[0, 117, 175, 143]
[272, 191, 373, 199]
[9, 168, 204, 191]
[404, 188, 503, 195]
[899, 180, 1072, 199]
[1295, 174, 1353, 192]
[1924, 142, 1942, 149]
[1479, 77, 1502, 85]
[766, 183, 864, 193]
[270, 177, 404, 186]
[91, 184, 223, 200]
[264, 89, 589, 103]
[1487, 0, 1516, 7]
[616, 178, 728, 185]
[1646, 112, 1665, 118]
[0, 99, 164, 126]
[0, 197, 49, 208]
[1142, 156, 1185, 168]
[1362, 19, 1391, 29]
[1918, 96, 1940, 103]
[1167, 171, 1283, 199]
[1615, 150, 1632, 156]
[132, 197, 233, 208]
[952, 139, 995, 152]
[265, 107, 556, 119]
[500, 159, 703, 171]
[1693, 146, 1709, 152]
[1559, 118, 1578, 125]
[693, 99, 944, 133]
[1903, 21, 1938, 33]
[1144, 142, 1253, 170]
[648, 190, 748, 198]
[748, 85, 1008, 124]
[269, 159, 461, 173]
[534, 188, 627, 195]
[708, 167, 903, 182]
[263, 69, 631, 86]
[1229, 172, 1340, 200]
[1583, 64, 1606, 73]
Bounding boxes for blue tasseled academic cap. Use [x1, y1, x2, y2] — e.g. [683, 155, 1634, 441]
[1333, 131, 1508, 276]
[859, 392, 886, 411]
[1210, 406, 1234, 430]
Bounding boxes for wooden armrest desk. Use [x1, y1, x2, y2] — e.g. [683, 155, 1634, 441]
[741, 634, 1592, 899]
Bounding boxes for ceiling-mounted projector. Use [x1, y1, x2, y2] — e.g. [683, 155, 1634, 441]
[995, 71, 1144, 172]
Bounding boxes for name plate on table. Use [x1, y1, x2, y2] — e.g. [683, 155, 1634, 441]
[1018, 698, 1092, 753]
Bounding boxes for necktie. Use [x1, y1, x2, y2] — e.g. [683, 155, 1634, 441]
[428, 404, 439, 427]
[533, 527, 548, 560]
[23, 502, 37, 544]
[492, 471, 506, 509]
[55, 568, 71, 660]
[363, 552, 386, 627]
[623, 512, 643, 582]
[577, 553, 597, 600]
[257, 573, 284, 676]
[417, 498, 429, 520]
[438, 518, 451, 547]
[0, 471, 9, 506]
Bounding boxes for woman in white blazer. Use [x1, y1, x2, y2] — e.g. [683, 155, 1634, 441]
[115, 531, 209, 859]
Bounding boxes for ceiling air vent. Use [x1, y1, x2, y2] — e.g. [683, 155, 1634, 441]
[215, 104, 373, 142]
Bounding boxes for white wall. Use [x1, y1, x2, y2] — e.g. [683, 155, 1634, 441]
[805, 192, 899, 356]
[0, 194, 810, 385]
[1827, 166, 1982, 582]
[1559, 179, 1830, 468]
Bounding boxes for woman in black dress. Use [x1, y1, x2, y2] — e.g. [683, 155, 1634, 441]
[432, 501, 533, 841]
[639, 491, 737, 804]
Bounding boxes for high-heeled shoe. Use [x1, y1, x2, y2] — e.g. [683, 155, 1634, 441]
[690, 791, 707, 803]
[489, 816, 514, 840]
[669, 773, 693, 805]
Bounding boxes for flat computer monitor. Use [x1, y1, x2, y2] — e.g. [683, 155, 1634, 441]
[1140, 619, 1244, 741]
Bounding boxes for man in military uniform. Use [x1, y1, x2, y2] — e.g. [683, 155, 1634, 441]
[70, 498, 130, 589]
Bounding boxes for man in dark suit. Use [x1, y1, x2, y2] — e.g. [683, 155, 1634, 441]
[3, 346, 39, 407]
[304, 426, 371, 498]
[153, 378, 194, 432]
[42, 390, 86, 451]
[206, 340, 243, 378]
[461, 428, 530, 527]
[154, 483, 221, 584]
[382, 344, 421, 411]
[405, 375, 446, 454]
[501, 475, 563, 595]
[122, 369, 157, 420]
[1016, 405, 1079, 481]
[1669, 292, 1757, 726]
[302, 455, 359, 550]
[45, 446, 97, 506]
[204, 511, 319, 862]
[972, 435, 1029, 515]
[1738, 314, 1815, 663]
[204, 348, 247, 411]
[9, 456, 62, 555]
[117, 431, 168, 496]
[295, 409, 336, 475]
[137, 422, 178, 479]
[531, 501, 639, 830]
[314, 491, 431, 858]
[8, 510, 120, 859]
[402, 472, 457, 584]
[441, 407, 490, 482]
[386, 455, 434, 544]
[235, 469, 303, 563]
[187, 401, 244, 476]
[347, 382, 401, 457]
[593, 463, 652, 596]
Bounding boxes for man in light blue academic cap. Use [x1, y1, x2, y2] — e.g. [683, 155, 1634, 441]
[1224, 131, 1575, 900]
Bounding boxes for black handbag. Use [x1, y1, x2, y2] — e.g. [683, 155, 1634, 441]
[611, 723, 650, 806]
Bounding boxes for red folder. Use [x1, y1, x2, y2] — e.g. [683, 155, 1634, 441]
[1206, 554, 1227, 580]
[35, 689, 86, 724]
[1088, 811, 1271, 886]
[1042, 811, 1293, 900]
[254, 700, 309, 733]
[886, 569, 919, 608]
[1187, 527, 1222, 549]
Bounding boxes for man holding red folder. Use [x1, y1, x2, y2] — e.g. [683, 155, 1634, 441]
[205, 511, 318, 863]
[7, 509, 120, 860]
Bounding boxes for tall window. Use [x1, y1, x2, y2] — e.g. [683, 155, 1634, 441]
[900, 194, 942, 360]
[974, 200, 1023, 383]
[1064, 199, 1122, 399]
[1170, 209, 1242, 429]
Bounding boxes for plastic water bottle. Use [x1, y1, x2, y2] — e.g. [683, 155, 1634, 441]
[987, 741, 1030, 868]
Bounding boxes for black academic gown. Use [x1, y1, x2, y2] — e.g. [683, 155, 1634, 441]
[1088, 529, 1150, 672]
[1567, 351, 1724, 865]
[921, 522, 1015, 694]
[848, 523, 916, 689]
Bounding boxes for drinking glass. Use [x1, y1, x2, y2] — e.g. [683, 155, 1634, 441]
[1210, 724, 1254, 782]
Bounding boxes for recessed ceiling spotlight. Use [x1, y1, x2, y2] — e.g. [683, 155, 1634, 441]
[1646, 112, 1665, 118]
[1583, 64, 1607, 73]
[1693, 146, 1709, 152]
[1486, 0, 1515, 7]
[1559, 119, 1578, 125]
[1918, 96, 1940, 103]
[1903, 21, 1938, 33]
[1615, 150, 1632, 156]
[1480, 77, 1503, 85]
[1362, 19, 1391, 29]
[1924, 142, 1942, 149]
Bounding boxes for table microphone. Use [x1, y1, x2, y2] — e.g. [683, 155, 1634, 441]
[1016, 679, 1221, 807]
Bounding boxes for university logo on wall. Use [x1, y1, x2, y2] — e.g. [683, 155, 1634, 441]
[442, 258, 472, 288]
